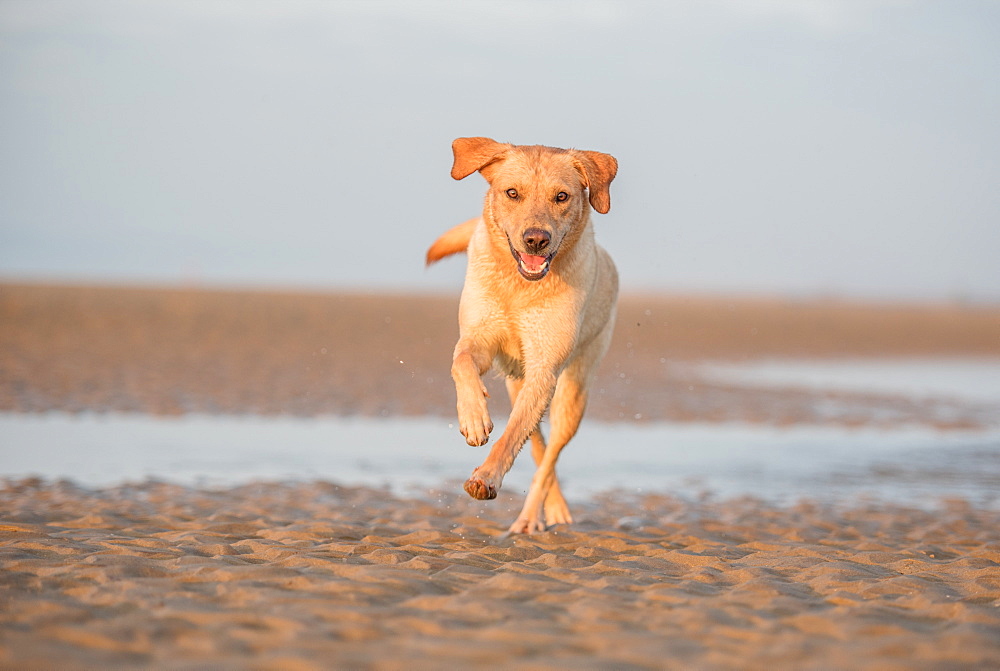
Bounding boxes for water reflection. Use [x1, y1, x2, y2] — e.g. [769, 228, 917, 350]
[2, 412, 997, 509]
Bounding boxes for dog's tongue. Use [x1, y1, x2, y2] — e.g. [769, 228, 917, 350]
[519, 252, 548, 273]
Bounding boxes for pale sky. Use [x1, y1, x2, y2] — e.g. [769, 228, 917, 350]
[1, 1, 998, 301]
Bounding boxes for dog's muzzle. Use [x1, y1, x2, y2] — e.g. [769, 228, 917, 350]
[508, 238, 555, 281]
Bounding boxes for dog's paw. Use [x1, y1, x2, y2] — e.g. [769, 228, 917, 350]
[463, 471, 498, 500]
[457, 398, 493, 446]
[461, 424, 492, 447]
[506, 516, 547, 535]
[544, 494, 573, 527]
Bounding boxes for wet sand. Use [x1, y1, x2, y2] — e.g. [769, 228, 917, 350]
[2, 479, 999, 670]
[2, 282, 1000, 668]
[2, 282, 999, 426]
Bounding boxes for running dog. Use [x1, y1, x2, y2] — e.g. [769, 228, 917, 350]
[426, 137, 618, 534]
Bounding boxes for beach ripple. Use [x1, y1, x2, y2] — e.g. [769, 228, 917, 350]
[0, 479, 998, 669]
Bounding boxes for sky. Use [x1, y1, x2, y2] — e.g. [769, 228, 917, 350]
[1, 0, 998, 302]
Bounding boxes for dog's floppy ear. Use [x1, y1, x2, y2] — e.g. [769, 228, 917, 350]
[573, 150, 618, 214]
[451, 137, 511, 180]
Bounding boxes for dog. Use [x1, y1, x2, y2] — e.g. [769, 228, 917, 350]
[426, 137, 619, 534]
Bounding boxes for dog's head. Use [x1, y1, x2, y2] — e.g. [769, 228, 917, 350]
[451, 137, 617, 281]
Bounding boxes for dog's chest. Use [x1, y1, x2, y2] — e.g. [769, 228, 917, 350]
[491, 305, 580, 379]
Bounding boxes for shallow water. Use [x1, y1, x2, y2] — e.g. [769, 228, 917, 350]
[693, 358, 1000, 404]
[2, 412, 997, 509]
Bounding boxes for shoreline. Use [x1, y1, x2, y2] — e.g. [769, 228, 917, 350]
[3, 411, 999, 512]
[3, 282, 999, 427]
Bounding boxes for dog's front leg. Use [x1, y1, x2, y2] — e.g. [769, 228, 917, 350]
[464, 370, 557, 500]
[452, 339, 494, 447]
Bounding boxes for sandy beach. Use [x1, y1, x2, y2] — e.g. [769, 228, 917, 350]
[2, 283, 1000, 668]
[1, 480, 998, 669]
[3, 282, 999, 425]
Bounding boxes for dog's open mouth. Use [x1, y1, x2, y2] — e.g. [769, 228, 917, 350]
[508, 239, 555, 281]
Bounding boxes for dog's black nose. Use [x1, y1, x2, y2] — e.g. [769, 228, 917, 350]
[522, 228, 551, 253]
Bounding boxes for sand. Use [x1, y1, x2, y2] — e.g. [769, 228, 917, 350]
[2, 479, 999, 670]
[2, 282, 999, 426]
[2, 282, 1000, 668]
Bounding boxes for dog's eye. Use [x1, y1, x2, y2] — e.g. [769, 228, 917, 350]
[505, 188, 518, 199]
[555, 192, 569, 202]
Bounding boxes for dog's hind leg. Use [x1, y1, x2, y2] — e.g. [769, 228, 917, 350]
[505, 378, 570, 522]
[506, 371, 588, 534]
[532, 430, 572, 526]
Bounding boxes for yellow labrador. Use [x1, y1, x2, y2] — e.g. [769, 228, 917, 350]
[427, 137, 619, 534]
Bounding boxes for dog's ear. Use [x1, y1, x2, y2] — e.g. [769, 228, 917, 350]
[451, 137, 510, 180]
[573, 150, 618, 214]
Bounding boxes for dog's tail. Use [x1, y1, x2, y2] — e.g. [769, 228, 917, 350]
[426, 217, 480, 265]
